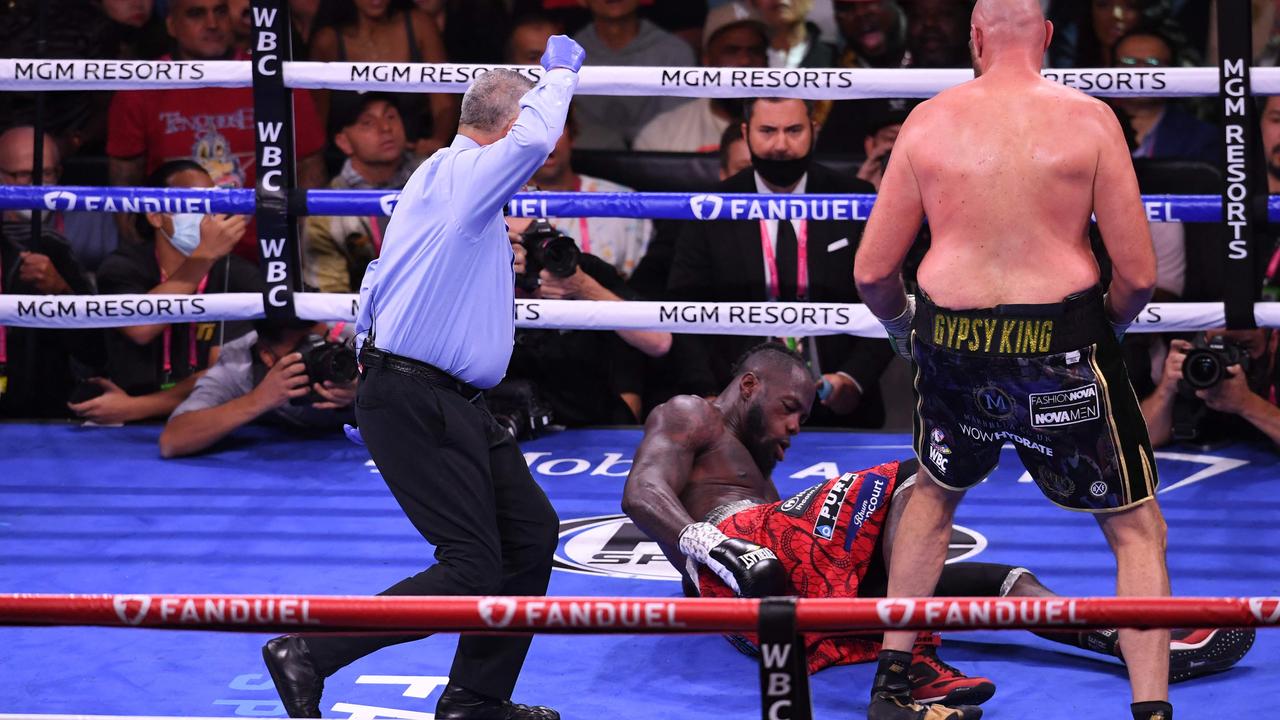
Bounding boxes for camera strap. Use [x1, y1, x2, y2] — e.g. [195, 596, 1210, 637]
[157, 253, 209, 389]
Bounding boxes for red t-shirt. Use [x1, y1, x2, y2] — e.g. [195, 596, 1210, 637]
[107, 51, 325, 258]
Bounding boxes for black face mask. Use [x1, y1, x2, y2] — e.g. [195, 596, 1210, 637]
[750, 142, 812, 188]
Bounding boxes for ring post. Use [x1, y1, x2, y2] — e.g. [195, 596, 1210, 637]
[250, 0, 301, 320]
[758, 597, 811, 720]
[1218, 0, 1260, 329]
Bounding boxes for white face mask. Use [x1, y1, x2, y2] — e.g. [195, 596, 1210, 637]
[160, 213, 203, 256]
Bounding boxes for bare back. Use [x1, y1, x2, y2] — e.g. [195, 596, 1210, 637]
[882, 74, 1152, 308]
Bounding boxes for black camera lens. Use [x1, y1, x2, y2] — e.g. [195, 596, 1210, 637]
[539, 235, 580, 278]
[1182, 348, 1223, 390]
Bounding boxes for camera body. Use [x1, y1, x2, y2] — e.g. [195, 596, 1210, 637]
[290, 335, 358, 406]
[517, 219, 580, 292]
[1178, 334, 1251, 392]
[486, 378, 554, 440]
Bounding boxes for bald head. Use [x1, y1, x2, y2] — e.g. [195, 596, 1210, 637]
[0, 126, 60, 184]
[970, 0, 1050, 71]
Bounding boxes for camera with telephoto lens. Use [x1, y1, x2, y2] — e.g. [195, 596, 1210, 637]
[517, 219, 580, 292]
[290, 335, 358, 406]
[1178, 334, 1251, 392]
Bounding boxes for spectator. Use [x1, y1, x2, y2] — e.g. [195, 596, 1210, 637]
[1110, 31, 1217, 165]
[1059, 0, 1175, 68]
[503, 218, 672, 426]
[158, 319, 356, 457]
[1142, 331, 1280, 448]
[832, 0, 908, 68]
[302, 93, 420, 293]
[227, 0, 251, 52]
[415, 0, 511, 63]
[311, 0, 456, 158]
[81, 160, 261, 424]
[1, 0, 117, 161]
[633, 1, 769, 153]
[106, 0, 327, 257]
[901, 0, 972, 68]
[99, 0, 170, 59]
[1207, 0, 1274, 66]
[506, 12, 560, 65]
[0, 128, 103, 420]
[719, 122, 752, 180]
[852, 99, 915, 189]
[288, 0, 321, 59]
[0, 126, 119, 276]
[752, 0, 835, 68]
[530, 109, 653, 279]
[667, 97, 892, 428]
[572, 0, 697, 149]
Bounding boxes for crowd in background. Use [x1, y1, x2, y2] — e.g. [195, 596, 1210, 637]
[3, 0, 1280, 454]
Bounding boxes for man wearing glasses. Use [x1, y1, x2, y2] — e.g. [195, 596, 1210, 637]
[1110, 30, 1217, 165]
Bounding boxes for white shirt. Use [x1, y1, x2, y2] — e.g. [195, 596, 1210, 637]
[633, 98, 731, 153]
[356, 69, 578, 388]
[753, 170, 808, 292]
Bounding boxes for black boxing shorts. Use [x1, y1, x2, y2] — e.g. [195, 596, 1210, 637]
[910, 286, 1158, 512]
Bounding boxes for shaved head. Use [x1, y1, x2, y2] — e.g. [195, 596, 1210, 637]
[970, 0, 1051, 73]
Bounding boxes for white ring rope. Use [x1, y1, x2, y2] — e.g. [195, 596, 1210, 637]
[0, 59, 1264, 98]
[0, 294, 1270, 336]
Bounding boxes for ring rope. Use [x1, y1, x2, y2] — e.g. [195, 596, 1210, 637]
[0, 186, 1251, 223]
[1, 294, 1275, 336]
[1, 594, 1276, 634]
[0, 59, 1266, 98]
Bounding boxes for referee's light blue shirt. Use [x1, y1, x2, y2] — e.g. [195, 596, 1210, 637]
[355, 69, 578, 389]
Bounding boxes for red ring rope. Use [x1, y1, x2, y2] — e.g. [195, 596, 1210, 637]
[0, 594, 1276, 634]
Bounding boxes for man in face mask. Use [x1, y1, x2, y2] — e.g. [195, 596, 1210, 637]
[665, 97, 895, 429]
[82, 160, 261, 425]
[0, 126, 120, 276]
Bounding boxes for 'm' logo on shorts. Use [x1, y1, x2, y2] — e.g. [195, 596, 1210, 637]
[1029, 384, 1101, 428]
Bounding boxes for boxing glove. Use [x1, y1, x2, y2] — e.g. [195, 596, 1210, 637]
[877, 295, 915, 361]
[540, 35, 586, 73]
[678, 522, 787, 597]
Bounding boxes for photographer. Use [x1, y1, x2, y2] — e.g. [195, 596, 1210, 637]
[1142, 330, 1280, 447]
[502, 217, 671, 428]
[157, 319, 356, 458]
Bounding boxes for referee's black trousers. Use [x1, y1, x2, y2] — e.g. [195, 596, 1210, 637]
[303, 359, 560, 700]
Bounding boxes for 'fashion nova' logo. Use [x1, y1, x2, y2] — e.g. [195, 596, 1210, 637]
[554, 515, 986, 581]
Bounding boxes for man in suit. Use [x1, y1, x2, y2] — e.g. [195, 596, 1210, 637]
[667, 97, 892, 428]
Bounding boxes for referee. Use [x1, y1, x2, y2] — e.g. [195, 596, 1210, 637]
[262, 37, 585, 720]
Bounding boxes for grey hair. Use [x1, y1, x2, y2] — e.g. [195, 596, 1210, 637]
[459, 69, 535, 132]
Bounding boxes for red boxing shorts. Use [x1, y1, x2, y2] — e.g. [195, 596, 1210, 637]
[696, 460, 935, 672]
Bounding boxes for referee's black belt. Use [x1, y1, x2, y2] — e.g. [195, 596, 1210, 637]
[359, 347, 483, 400]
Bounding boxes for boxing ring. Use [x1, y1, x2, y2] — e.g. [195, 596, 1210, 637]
[0, 426, 1277, 719]
[2, 1, 1280, 717]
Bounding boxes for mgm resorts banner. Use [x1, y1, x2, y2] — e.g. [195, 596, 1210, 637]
[0, 294, 1270, 337]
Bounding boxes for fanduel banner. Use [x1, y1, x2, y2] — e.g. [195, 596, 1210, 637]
[0, 295, 1265, 336]
[0, 186, 1252, 223]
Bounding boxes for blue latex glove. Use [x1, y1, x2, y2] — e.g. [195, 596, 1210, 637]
[343, 423, 366, 447]
[540, 34, 586, 73]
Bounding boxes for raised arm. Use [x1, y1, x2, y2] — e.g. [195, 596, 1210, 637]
[1092, 102, 1157, 329]
[456, 38, 584, 226]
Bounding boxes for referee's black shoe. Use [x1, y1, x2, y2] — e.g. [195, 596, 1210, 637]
[262, 635, 324, 718]
[435, 684, 560, 719]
